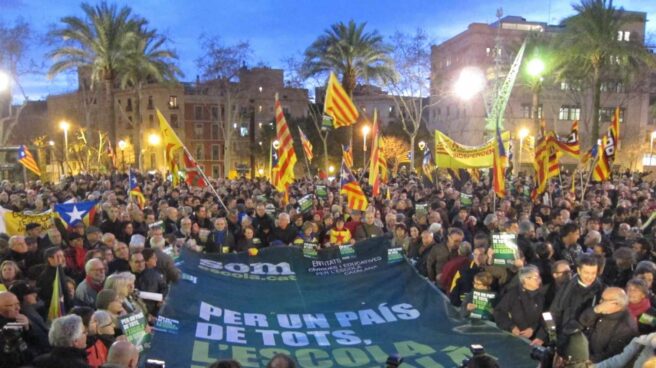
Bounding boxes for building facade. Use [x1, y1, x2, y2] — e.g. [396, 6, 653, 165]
[429, 13, 653, 169]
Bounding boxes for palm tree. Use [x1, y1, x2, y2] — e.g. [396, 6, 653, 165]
[303, 20, 396, 97]
[553, 0, 654, 146]
[47, 2, 145, 145]
[303, 20, 396, 153]
[118, 26, 182, 170]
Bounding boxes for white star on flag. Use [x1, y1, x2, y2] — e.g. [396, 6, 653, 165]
[66, 206, 85, 223]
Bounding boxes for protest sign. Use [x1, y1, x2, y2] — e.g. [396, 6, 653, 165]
[145, 238, 533, 367]
[119, 311, 151, 351]
[470, 291, 496, 320]
[492, 233, 519, 266]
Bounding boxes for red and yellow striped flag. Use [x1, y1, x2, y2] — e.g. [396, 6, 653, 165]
[273, 94, 297, 193]
[368, 110, 387, 197]
[342, 145, 353, 169]
[298, 127, 313, 162]
[18, 145, 41, 176]
[340, 162, 368, 211]
[324, 72, 359, 128]
[593, 135, 612, 182]
[611, 107, 620, 150]
[555, 120, 580, 159]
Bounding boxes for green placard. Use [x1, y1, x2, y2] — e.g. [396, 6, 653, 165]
[415, 203, 428, 214]
[460, 193, 473, 207]
[321, 114, 334, 130]
[298, 194, 314, 213]
[492, 233, 519, 266]
[315, 185, 328, 199]
[119, 311, 151, 352]
[471, 290, 496, 320]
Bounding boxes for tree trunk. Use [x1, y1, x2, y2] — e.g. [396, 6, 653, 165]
[591, 68, 602, 147]
[135, 84, 143, 171]
[105, 78, 117, 153]
[409, 134, 416, 172]
[322, 136, 329, 172]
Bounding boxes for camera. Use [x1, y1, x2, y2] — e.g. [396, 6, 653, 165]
[2, 323, 28, 354]
[530, 345, 556, 367]
[461, 344, 486, 367]
[385, 354, 403, 368]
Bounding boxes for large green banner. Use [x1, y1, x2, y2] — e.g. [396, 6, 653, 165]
[146, 238, 534, 367]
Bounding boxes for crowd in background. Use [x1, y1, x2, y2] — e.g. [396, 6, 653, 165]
[2, 169, 656, 367]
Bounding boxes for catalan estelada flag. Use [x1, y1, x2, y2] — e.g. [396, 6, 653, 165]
[340, 161, 368, 211]
[492, 125, 507, 198]
[298, 128, 313, 162]
[272, 94, 297, 193]
[324, 72, 359, 128]
[129, 169, 147, 208]
[611, 107, 620, 150]
[592, 135, 612, 182]
[342, 145, 353, 169]
[422, 147, 435, 183]
[18, 145, 40, 176]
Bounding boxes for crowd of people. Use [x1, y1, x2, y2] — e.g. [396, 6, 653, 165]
[1, 168, 656, 367]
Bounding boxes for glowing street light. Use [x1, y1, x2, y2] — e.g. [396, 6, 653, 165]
[118, 140, 127, 170]
[148, 133, 161, 146]
[362, 125, 370, 167]
[418, 141, 426, 151]
[527, 59, 546, 78]
[328, 165, 335, 174]
[257, 168, 264, 176]
[453, 67, 486, 100]
[0, 71, 10, 92]
[47, 140, 55, 147]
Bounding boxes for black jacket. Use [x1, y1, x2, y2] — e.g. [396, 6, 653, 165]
[252, 214, 274, 246]
[550, 276, 604, 333]
[36, 265, 73, 315]
[493, 284, 547, 337]
[579, 307, 638, 362]
[0, 315, 37, 368]
[269, 225, 297, 246]
[107, 259, 130, 275]
[32, 346, 90, 368]
[100, 219, 122, 237]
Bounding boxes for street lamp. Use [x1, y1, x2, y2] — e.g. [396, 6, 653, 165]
[527, 57, 545, 132]
[0, 71, 10, 92]
[418, 141, 426, 151]
[518, 128, 529, 174]
[59, 120, 70, 175]
[362, 125, 370, 168]
[453, 67, 486, 100]
[650, 131, 656, 166]
[146, 133, 161, 170]
[328, 165, 335, 175]
[118, 140, 127, 171]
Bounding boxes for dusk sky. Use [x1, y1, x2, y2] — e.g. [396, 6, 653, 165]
[1, 0, 654, 101]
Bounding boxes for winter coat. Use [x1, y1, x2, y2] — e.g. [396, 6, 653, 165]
[579, 307, 638, 362]
[493, 284, 547, 338]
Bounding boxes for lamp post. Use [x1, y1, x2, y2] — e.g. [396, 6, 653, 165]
[527, 58, 545, 132]
[650, 131, 656, 167]
[518, 128, 529, 174]
[362, 125, 370, 168]
[118, 140, 127, 171]
[59, 121, 70, 176]
[147, 133, 161, 170]
[270, 139, 280, 181]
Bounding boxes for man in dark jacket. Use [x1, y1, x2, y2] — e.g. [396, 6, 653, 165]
[354, 211, 383, 242]
[207, 217, 236, 254]
[130, 251, 167, 315]
[9, 281, 49, 354]
[546, 254, 604, 345]
[100, 206, 122, 237]
[251, 203, 274, 247]
[493, 265, 546, 341]
[269, 213, 296, 246]
[553, 223, 581, 266]
[410, 230, 437, 278]
[37, 247, 73, 316]
[32, 314, 90, 368]
[578, 287, 638, 362]
[426, 227, 464, 283]
[0, 291, 38, 367]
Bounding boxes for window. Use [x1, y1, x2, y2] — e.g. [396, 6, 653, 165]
[258, 105, 263, 113]
[147, 96, 154, 110]
[211, 106, 218, 121]
[599, 108, 625, 124]
[212, 165, 220, 178]
[212, 144, 220, 160]
[559, 105, 581, 121]
[240, 126, 249, 137]
[618, 31, 631, 41]
[194, 123, 204, 138]
[169, 96, 178, 109]
[521, 104, 532, 119]
[560, 81, 569, 91]
[211, 124, 219, 140]
[149, 114, 154, 128]
[195, 144, 204, 160]
[283, 107, 290, 117]
[388, 105, 395, 117]
[170, 114, 178, 128]
[195, 105, 203, 120]
[126, 98, 132, 112]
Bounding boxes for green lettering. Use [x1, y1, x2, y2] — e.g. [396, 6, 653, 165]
[231, 346, 259, 368]
[415, 356, 445, 368]
[441, 346, 471, 365]
[394, 341, 436, 358]
[191, 340, 216, 364]
[333, 348, 370, 367]
[296, 348, 333, 368]
[364, 345, 388, 364]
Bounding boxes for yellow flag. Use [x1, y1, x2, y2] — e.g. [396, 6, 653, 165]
[324, 72, 359, 128]
[47, 267, 63, 322]
[157, 109, 184, 185]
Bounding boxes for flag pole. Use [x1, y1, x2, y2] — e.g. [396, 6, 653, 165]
[581, 155, 599, 200]
[181, 145, 229, 213]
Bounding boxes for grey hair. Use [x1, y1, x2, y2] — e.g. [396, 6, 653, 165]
[149, 236, 166, 249]
[518, 265, 540, 284]
[278, 212, 290, 221]
[91, 309, 113, 329]
[518, 221, 534, 235]
[49, 315, 84, 347]
[8, 236, 23, 249]
[458, 241, 472, 256]
[84, 258, 103, 273]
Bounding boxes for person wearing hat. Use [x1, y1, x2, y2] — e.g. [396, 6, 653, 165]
[9, 281, 49, 354]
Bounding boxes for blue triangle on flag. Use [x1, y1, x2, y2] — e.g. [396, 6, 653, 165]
[54, 200, 98, 226]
